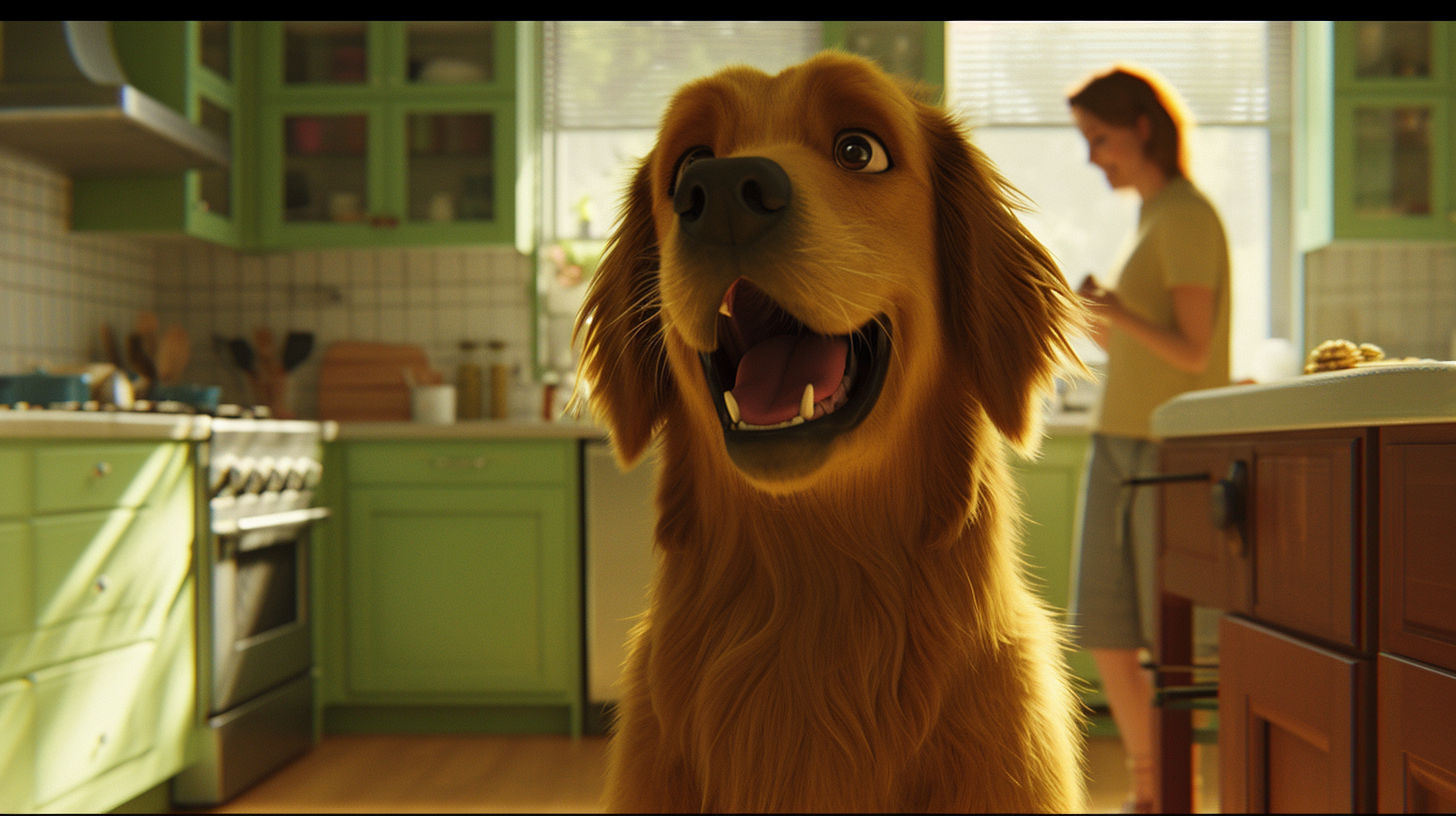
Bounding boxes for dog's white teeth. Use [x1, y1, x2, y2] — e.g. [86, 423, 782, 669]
[723, 391, 741, 423]
[719, 301, 733, 318]
[789, 416, 805, 426]
[800, 384, 815, 421]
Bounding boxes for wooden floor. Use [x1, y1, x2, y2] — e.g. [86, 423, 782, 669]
[188, 732, 1218, 813]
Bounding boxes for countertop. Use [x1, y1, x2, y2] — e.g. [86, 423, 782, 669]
[1151, 361, 1456, 438]
[333, 418, 609, 441]
[0, 409, 213, 440]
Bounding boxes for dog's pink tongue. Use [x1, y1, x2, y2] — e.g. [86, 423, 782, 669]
[732, 334, 848, 425]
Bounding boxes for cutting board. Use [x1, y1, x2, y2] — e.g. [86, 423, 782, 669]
[317, 342, 437, 421]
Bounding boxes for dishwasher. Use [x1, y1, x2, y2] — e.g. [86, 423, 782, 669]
[584, 439, 659, 735]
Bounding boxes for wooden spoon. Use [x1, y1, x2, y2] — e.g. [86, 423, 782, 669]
[156, 325, 191, 384]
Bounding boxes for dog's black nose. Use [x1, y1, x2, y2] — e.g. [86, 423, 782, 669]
[674, 156, 791, 246]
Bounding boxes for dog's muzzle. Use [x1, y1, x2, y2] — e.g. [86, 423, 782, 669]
[674, 156, 791, 246]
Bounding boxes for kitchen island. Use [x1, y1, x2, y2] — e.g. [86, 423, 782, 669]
[1147, 362, 1456, 813]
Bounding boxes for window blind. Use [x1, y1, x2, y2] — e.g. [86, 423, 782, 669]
[947, 21, 1273, 126]
[543, 21, 821, 131]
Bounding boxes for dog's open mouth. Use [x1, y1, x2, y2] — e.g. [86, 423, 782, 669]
[698, 279, 891, 470]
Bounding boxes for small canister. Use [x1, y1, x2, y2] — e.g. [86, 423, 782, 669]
[487, 339, 509, 419]
[456, 340, 482, 420]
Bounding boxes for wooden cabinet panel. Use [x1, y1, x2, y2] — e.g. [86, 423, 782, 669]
[1219, 615, 1371, 813]
[1378, 653, 1456, 812]
[1160, 440, 1253, 611]
[1251, 433, 1365, 650]
[1381, 428, 1456, 671]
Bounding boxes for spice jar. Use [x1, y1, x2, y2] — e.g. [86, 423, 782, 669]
[456, 340, 482, 420]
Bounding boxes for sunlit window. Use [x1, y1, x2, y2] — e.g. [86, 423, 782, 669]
[947, 21, 1293, 379]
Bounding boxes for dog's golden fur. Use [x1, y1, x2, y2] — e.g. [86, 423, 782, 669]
[576, 52, 1087, 812]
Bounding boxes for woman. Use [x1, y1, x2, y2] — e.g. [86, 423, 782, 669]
[1067, 66, 1231, 813]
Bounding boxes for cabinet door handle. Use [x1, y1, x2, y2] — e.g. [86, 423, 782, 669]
[1211, 461, 1250, 558]
[93, 461, 113, 478]
[431, 456, 489, 470]
[1124, 472, 1210, 486]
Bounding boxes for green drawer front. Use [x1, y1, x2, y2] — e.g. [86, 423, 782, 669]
[0, 449, 30, 518]
[34, 443, 180, 514]
[0, 675, 33, 812]
[346, 440, 575, 486]
[0, 522, 30, 640]
[30, 641, 157, 806]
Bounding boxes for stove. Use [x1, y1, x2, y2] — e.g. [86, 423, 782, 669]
[171, 413, 336, 805]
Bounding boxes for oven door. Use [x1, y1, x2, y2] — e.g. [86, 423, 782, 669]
[209, 507, 327, 714]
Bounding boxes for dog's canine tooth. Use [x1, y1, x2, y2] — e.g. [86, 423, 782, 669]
[719, 300, 732, 318]
[800, 384, 815, 421]
[724, 391, 741, 423]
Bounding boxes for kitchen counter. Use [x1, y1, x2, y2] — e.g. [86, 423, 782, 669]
[1151, 361, 1456, 438]
[0, 409, 212, 439]
[333, 418, 608, 441]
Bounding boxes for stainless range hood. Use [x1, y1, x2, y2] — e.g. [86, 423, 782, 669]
[0, 21, 229, 174]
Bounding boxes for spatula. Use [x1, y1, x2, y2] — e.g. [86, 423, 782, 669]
[282, 331, 315, 372]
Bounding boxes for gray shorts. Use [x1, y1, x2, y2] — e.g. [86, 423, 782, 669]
[1069, 433, 1220, 656]
[1069, 433, 1160, 650]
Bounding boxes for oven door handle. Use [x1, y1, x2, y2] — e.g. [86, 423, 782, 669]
[214, 506, 331, 536]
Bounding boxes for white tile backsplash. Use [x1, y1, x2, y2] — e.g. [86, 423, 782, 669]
[152, 241, 535, 418]
[1304, 242, 1456, 362]
[0, 146, 155, 375]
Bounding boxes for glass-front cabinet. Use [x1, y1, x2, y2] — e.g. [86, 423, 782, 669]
[1333, 21, 1455, 239]
[255, 21, 515, 248]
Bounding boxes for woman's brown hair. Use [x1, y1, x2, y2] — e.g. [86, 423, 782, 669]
[1068, 66, 1189, 179]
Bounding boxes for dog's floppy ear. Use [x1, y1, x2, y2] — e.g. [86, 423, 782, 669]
[921, 107, 1086, 454]
[574, 154, 673, 467]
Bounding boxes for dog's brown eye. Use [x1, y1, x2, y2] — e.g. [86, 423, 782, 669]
[671, 146, 714, 194]
[834, 131, 890, 173]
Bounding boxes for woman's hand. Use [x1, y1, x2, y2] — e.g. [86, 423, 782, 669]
[1077, 275, 1116, 349]
[1078, 276, 1215, 374]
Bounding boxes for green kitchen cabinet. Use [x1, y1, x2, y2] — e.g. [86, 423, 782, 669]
[317, 438, 582, 736]
[0, 439, 197, 814]
[822, 21, 944, 95]
[1007, 432, 1102, 706]
[253, 21, 516, 249]
[1301, 21, 1456, 244]
[70, 21, 244, 247]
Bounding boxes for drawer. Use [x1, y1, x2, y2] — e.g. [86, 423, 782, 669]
[0, 675, 34, 813]
[1377, 653, 1456, 812]
[0, 521, 30, 639]
[34, 442, 180, 514]
[346, 440, 575, 486]
[1251, 432, 1366, 650]
[30, 508, 189, 629]
[30, 641, 157, 806]
[1381, 432, 1456, 671]
[1160, 439, 1254, 612]
[0, 448, 30, 518]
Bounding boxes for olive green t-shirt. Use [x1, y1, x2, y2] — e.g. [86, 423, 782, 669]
[1095, 176, 1231, 439]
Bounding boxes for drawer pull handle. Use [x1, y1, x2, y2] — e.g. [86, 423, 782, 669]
[431, 456, 489, 469]
[1211, 461, 1250, 558]
[93, 461, 112, 478]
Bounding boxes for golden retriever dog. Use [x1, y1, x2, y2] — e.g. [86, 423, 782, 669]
[576, 51, 1087, 812]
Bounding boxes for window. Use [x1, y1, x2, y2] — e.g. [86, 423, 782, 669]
[946, 21, 1293, 379]
[536, 22, 820, 375]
